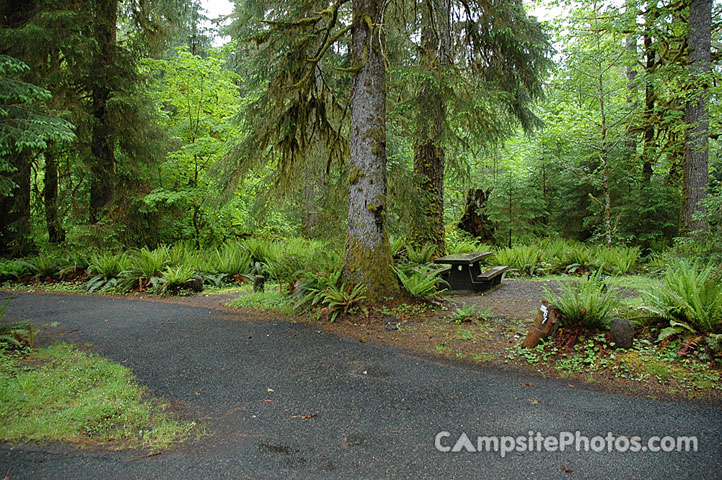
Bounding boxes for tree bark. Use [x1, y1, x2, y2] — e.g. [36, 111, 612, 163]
[0, 150, 36, 257]
[302, 65, 326, 239]
[343, 0, 398, 300]
[89, 0, 117, 223]
[592, 3, 613, 246]
[301, 147, 325, 238]
[410, 0, 451, 255]
[641, 5, 657, 184]
[457, 188, 494, 243]
[44, 149, 65, 244]
[681, 0, 711, 234]
[624, 1, 637, 160]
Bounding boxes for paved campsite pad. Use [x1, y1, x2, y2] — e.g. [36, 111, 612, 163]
[451, 279, 560, 320]
[1, 292, 721, 479]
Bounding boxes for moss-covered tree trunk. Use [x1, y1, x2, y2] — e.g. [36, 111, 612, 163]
[89, 0, 117, 223]
[410, 0, 450, 255]
[343, 0, 398, 301]
[0, 150, 36, 257]
[681, 0, 711, 234]
[641, 5, 657, 184]
[44, 148, 65, 244]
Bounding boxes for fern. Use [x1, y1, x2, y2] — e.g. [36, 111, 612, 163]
[394, 267, 446, 299]
[0, 298, 35, 352]
[641, 260, 722, 336]
[545, 271, 620, 330]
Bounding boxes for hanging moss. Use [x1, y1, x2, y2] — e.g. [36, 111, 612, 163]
[348, 167, 364, 185]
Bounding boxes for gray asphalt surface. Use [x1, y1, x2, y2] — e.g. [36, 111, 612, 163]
[0, 292, 720, 479]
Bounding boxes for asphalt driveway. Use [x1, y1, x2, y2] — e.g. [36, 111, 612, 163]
[1, 293, 720, 479]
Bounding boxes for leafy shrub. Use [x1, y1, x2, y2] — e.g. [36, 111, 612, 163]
[259, 239, 336, 287]
[450, 303, 494, 323]
[562, 243, 594, 274]
[201, 272, 228, 287]
[545, 272, 621, 331]
[538, 238, 572, 263]
[262, 255, 305, 287]
[644, 252, 675, 276]
[25, 255, 62, 280]
[58, 254, 90, 280]
[88, 252, 132, 278]
[241, 237, 277, 264]
[445, 228, 485, 255]
[169, 241, 198, 268]
[390, 236, 407, 258]
[293, 268, 343, 311]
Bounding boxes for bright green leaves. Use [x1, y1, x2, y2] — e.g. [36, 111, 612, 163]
[142, 46, 242, 243]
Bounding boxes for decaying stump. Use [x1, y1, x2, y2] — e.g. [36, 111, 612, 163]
[188, 275, 203, 293]
[253, 275, 266, 292]
[522, 301, 560, 349]
[457, 188, 494, 242]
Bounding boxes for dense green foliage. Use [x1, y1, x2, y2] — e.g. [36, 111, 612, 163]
[0, 0, 719, 305]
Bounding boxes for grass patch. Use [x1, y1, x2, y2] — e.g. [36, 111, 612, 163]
[227, 288, 294, 315]
[0, 344, 195, 450]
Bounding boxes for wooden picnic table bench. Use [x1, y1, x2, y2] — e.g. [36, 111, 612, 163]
[433, 252, 508, 292]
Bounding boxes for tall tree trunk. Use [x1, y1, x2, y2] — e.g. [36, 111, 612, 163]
[301, 147, 325, 238]
[625, 1, 637, 160]
[302, 65, 326, 239]
[593, 3, 613, 246]
[0, 150, 36, 257]
[458, 188, 494, 242]
[681, 0, 711, 234]
[410, 0, 451, 255]
[641, 5, 657, 184]
[89, 0, 117, 223]
[44, 149, 65, 244]
[343, 0, 398, 300]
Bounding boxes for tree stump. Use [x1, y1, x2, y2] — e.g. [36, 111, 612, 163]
[522, 301, 560, 348]
[457, 188, 494, 242]
[187, 275, 203, 293]
[253, 275, 265, 292]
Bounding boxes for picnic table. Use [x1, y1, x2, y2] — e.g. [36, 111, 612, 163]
[433, 252, 508, 292]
